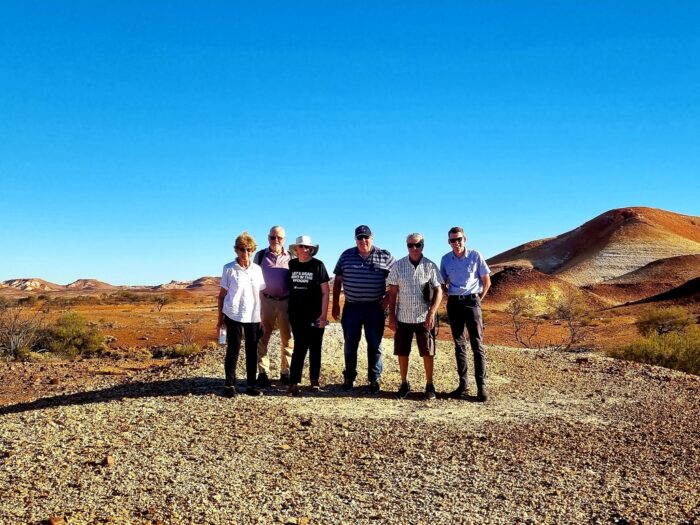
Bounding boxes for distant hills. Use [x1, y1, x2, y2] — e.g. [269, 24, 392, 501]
[0, 277, 222, 295]
[2, 207, 699, 307]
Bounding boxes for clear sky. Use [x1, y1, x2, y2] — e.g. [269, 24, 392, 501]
[1, 2, 698, 285]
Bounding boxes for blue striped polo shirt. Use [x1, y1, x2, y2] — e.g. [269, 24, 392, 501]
[334, 247, 396, 303]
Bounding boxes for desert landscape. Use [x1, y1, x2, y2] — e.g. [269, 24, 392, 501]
[1, 207, 699, 524]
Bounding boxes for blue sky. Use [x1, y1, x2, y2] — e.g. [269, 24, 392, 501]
[1, 2, 698, 285]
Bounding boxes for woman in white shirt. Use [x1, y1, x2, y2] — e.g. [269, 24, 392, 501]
[216, 232, 266, 397]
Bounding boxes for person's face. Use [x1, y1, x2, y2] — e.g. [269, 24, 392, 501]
[448, 232, 466, 255]
[296, 245, 313, 262]
[355, 234, 373, 255]
[236, 245, 255, 264]
[407, 236, 424, 261]
[268, 228, 285, 252]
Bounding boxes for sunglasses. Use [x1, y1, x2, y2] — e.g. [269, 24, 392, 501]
[407, 243, 423, 249]
[236, 246, 255, 253]
[356, 235, 370, 241]
[448, 237, 464, 244]
[268, 235, 284, 241]
[297, 245, 313, 251]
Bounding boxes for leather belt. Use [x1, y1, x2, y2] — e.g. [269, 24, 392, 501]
[262, 292, 288, 301]
[450, 293, 479, 301]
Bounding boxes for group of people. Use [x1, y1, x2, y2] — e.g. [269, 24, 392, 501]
[216, 224, 491, 401]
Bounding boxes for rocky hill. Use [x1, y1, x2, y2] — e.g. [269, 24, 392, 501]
[488, 207, 700, 286]
[65, 279, 117, 291]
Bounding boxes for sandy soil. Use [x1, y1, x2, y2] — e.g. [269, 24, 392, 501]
[1, 324, 698, 525]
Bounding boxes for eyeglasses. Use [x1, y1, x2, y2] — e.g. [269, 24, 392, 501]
[236, 246, 255, 253]
[356, 235, 370, 241]
[268, 236, 284, 241]
[448, 237, 464, 244]
[407, 243, 423, 249]
[297, 245, 313, 251]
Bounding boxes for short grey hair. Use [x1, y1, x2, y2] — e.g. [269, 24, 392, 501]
[269, 225, 286, 236]
[406, 232, 424, 243]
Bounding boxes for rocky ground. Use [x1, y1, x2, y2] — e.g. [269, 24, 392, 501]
[1, 324, 698, 525]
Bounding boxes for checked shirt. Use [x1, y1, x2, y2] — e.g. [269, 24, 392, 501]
[387, 256, 443, 324]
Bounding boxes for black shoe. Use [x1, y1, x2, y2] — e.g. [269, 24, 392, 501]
[223, 386, 237, 398]
[257, 373, 272, 389]
[342, 379, 354, 391]
[477, 386, 488, 402]
[369, 380, 381, 395]
[396, 382, 410, 399]
[449, 387, 466, 399]
[245, 387, 263, 396]
[424, 383, 436, 400]
[279, 373, 290, 386]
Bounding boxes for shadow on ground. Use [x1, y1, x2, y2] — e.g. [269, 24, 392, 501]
[0, 378, 462, 415]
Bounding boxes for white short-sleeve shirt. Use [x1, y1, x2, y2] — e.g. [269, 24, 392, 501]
[221, 261, 266, 323]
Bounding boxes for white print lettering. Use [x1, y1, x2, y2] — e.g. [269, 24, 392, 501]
[291, 271, 313, 284]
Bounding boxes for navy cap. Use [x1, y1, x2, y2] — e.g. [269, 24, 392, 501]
[355, 225, 372, 238]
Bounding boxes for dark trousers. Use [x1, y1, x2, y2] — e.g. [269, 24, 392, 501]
[447, 295, 487, 388]
[289, 320, 325, 384]
[341, 301, 385, 382]
[224, 315, 261, 388]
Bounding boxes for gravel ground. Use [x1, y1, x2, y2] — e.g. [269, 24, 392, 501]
[1, 324, 698, 525]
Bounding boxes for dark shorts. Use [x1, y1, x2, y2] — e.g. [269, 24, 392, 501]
[394, 321, 435, 357]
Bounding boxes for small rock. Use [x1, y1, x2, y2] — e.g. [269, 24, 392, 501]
[49, 378, 60, 385]
[102, 454, 114, 467]
[48, 516, 65, 525]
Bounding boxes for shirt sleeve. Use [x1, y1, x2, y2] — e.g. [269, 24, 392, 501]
[476, 252, 490, 277]
[255, 266, 267, 291]
[430, 262, 443, 286]
[220, 266, 230, 291]
[439, 255, 448, 282]
[318, 261, 330, 283]
[387, 263, 399, 286]
[333, 251, 345, 276]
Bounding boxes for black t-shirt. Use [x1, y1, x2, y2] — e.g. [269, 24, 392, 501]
[288, 258, 330, 323]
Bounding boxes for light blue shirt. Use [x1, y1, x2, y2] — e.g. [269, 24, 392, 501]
[440, 249, 490, 296]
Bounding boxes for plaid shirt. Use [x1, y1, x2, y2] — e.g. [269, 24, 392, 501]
[387, 255, 443, 323]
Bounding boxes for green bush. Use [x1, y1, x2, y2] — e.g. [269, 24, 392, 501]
[634, 306, 693, 336]
[152, 343, 201, 358]
[609, 325, 700, 375]
[45, 312, 104, 358]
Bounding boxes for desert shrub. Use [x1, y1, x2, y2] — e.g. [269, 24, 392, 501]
[634, 306, 693, 336]
[152, 344, 201, 358]
[0, 305, 45, 359]
[17, 295, 38, 307]
[153, 295, 173, 312]
[507, 286, 590, 351]
[44, 312, 104, 358]
[609, 325, 700, 375]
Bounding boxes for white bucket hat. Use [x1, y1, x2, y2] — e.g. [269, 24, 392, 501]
[290, 235, 319, 257]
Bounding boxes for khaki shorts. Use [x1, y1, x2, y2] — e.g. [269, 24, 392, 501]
[393, 321, 435, 357]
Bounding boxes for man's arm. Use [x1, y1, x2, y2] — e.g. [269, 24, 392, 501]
[319, 282, 330, 328]
[216, 287, 227, 332]
[425, 285, 443, 331]
[387, 284, 399, 331]
[331, 275, 343, 321]
[480, 274, 491, 302]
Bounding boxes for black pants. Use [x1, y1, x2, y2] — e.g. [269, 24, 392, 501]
[289, 320, 325, 384]
[224, 315, 261, 388]
[447, 295, 487, 388]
